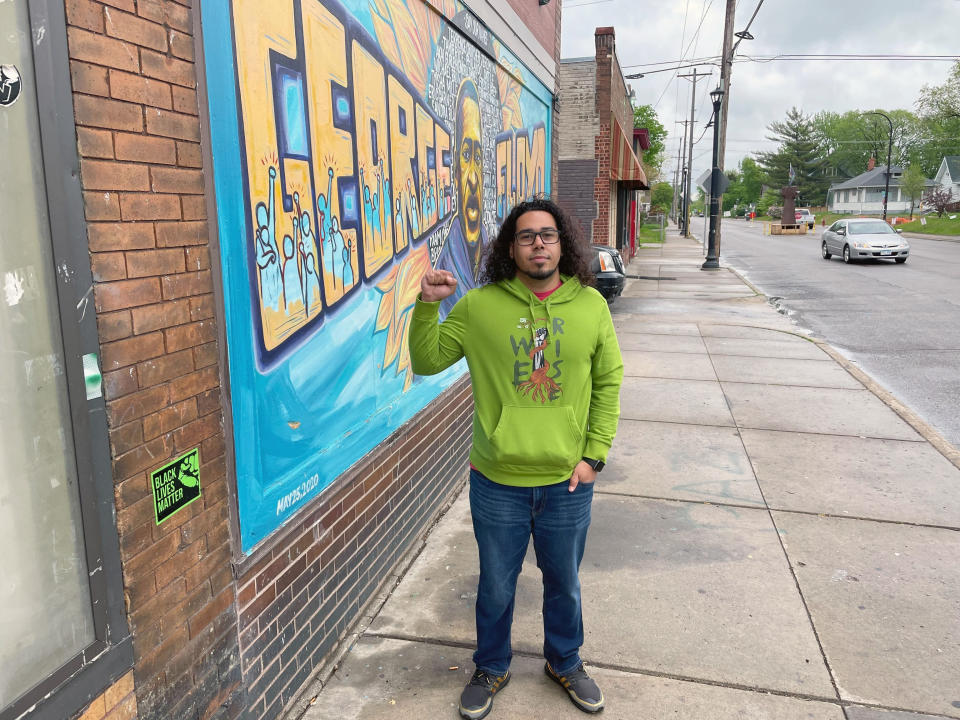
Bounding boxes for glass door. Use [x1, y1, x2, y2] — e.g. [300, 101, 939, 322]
[0, 0, 96, 709]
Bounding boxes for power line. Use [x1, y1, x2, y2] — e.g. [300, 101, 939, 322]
[563, 0, 614, 8]
[624, 53, 958, 71]
[670, 0, 693, 147]
[653, 0, 715, 110]
[630, 60, 720, 77]
[740, 53, 960, 62]
[624, 55, 721, 70]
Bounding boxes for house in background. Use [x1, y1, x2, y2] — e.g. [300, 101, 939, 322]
[555, 27, 648, 259]
[827, 162, 934, 215]
[933, 155, 960, 200]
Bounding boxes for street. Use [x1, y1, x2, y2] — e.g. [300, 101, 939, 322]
[710, 219, 960, 449]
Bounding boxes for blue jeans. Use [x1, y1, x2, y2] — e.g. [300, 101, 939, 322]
[469, 468, 594, 676]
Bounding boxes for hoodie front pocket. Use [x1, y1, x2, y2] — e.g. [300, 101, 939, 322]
[488, 405, 582, 468]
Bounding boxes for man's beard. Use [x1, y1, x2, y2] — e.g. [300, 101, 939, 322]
[518, 264, 558, 280]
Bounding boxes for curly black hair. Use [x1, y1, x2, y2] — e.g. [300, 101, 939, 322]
[479, 196, 595, 287]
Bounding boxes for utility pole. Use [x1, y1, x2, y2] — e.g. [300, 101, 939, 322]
[678, 69, 701, 238]
[714, 0, 736, 253]
[673, 121, 690, 228]
[671, 142, 682, 223]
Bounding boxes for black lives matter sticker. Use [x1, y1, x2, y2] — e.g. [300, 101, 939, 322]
[1, 65, 22, 107]
[152, 448, 201, 524]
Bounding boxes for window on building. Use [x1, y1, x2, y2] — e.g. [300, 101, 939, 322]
[1, 2, 131, 718]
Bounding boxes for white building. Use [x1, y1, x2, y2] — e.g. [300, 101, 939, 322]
[932, 156, 960, 200]
[827, 165, 933, 215]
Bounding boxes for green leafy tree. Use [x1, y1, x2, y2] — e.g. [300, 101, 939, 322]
[690, 187, 705, 215]
[755, 107, 830, 205]
[722, 159, 763, 211]
[650, 181, 673, 213]
[722, 169, 743, 211]
[911, 114, 960, 177]
[813, 109, 928, 177]
[918, 60, 960, 121]
[900, 164, 927, 219]
[915, 63, 960, 175]
[756, 187, 781, 216]
[739, 157, 763, 205]
[633, 103, 667, 180]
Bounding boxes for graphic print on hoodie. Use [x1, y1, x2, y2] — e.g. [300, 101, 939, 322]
[512, 319, 562, 402]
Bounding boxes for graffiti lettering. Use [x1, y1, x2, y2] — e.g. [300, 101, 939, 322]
[234, 0, 454, 364]
[496, 123, 547, 223]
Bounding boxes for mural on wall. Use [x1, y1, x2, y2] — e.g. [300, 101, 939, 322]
[202, 0, 551, 551]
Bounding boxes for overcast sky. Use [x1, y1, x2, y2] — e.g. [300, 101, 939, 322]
[559, 0, 960, 186]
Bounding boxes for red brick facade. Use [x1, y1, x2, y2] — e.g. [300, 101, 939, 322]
[505, 0, 559, 59]
[593, 27, 614, 246]
[65, 0, 241, 718]
[556, 26, 643, 252]
[39, 2, 551, 719]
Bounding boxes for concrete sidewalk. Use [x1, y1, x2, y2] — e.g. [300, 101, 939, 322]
[290, 232, 960, 720]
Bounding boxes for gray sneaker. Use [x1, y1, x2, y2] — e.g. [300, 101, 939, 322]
[544, 661, 604, 713]
[459, 668, 511, 720]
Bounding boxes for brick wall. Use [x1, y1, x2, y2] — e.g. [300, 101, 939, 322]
[236, 379, 473, 720]
[556, 61, 597, 160]
[611, 48, 633, 135]
[556, 159, 600, 241]
[65, 0, 242, 718]
[504, 0, 558, 59]
[550, 0, 561, 198]
[75, 671, 137, 720]
[592, 27, 614, 246]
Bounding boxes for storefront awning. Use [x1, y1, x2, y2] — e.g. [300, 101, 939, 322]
[610, 116, 648, 189]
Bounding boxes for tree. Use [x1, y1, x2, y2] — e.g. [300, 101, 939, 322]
[650, 181, 673, 213]
[756, 187, 781, 216]
[812, 109, 925, 177]
[924, 186, 955, 217]
[915, 62, 960, 175]
[917, 60, 960, 121]
[633, 104, 667, 180]
[739, 157, 763, 205]
[900, 164, 926, 219]
[722, 168, 743, 211]
[690, 187, 705, 215]
[755, 107, 830, 205]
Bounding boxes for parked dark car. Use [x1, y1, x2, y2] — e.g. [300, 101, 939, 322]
[590, 244, 625, 301]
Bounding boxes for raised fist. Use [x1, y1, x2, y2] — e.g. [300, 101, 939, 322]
[420, 268, 458, 303]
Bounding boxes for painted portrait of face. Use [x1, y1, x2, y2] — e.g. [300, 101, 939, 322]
[455, 79, 483, 255]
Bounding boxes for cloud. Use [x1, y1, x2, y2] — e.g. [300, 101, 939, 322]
[560, 0, 960, 182]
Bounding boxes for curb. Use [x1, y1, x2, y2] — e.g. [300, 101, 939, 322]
[900, 231, 960, 243]
[722, 266, 960, 473]
[813, 342, 960, 472]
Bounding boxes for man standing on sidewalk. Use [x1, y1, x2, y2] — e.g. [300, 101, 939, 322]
[409, 197, 623, 719]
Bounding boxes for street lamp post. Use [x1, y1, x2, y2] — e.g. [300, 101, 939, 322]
[702, 86, 725, 270]
[864, 110, 893, 221]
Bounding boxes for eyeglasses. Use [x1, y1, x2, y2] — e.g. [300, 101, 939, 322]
[514, 228, 560, 246]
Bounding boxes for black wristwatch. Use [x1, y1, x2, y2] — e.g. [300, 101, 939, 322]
[582, 457, 605, 472]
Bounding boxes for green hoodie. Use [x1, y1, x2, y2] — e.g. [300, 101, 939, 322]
[409, 275, 623, 487]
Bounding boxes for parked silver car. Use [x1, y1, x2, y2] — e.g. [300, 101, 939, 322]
[821, 218, 910, 264]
